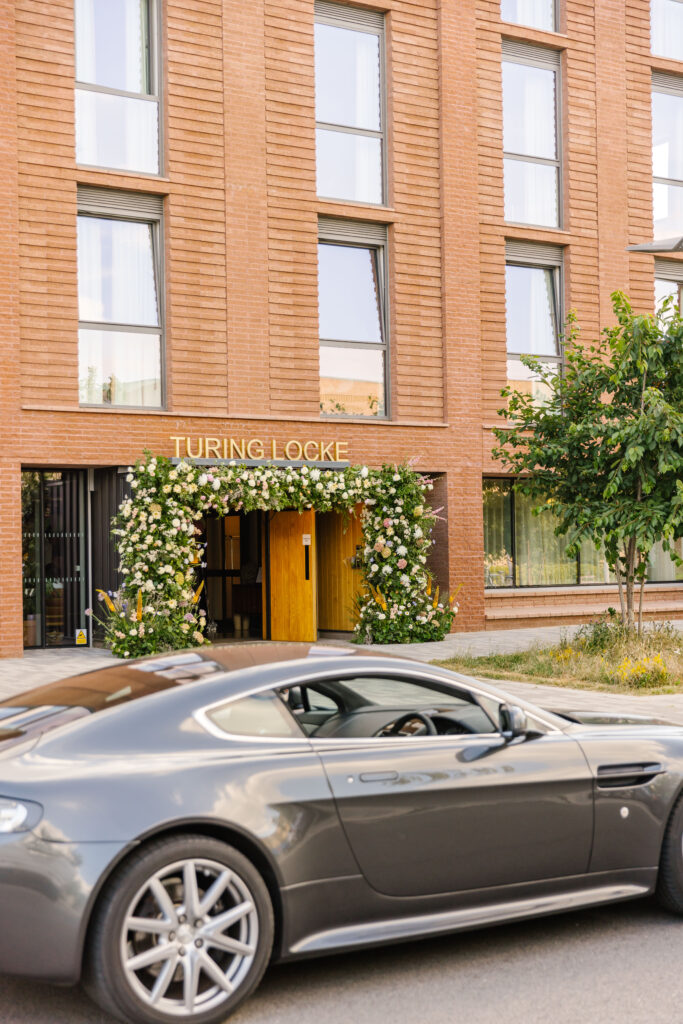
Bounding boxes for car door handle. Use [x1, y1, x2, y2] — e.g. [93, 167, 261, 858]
[596, 763, 664, 788]
[359, 771, 399, 783]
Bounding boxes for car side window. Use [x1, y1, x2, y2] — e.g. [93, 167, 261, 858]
[303, 674, 498, 739]
[206, 690, 304, 739]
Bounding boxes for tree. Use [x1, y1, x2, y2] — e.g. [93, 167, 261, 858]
[492, 291, 683, 632]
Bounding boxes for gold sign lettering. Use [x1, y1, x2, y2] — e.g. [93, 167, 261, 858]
[166, 437, 351, 464]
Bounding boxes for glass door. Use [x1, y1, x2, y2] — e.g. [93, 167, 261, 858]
[22, 470, 88, 648]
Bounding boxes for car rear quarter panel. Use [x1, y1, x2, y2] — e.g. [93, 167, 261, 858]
[574, 727, 683, 872]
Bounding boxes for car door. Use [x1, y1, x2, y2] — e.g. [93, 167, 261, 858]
[310, 670, 594, 898]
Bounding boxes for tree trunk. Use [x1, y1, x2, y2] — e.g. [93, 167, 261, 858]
[615, 560, 626, 626]
[625, 537, 637, 631]
[637, 567, 646, 636]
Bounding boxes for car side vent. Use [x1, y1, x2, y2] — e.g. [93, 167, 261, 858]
[596, 763, 664, 788]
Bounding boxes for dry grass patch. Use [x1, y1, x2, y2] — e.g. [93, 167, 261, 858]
[434, 619, 683, 695]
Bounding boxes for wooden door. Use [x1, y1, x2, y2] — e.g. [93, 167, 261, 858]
[317, 510, 364, 632]
[268, 509, 317, 641]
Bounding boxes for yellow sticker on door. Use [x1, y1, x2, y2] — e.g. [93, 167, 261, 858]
[75, 629, 87, 645]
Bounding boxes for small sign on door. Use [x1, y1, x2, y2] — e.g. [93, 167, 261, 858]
[75, 628, 88, 645]
[302, 534, 311, 546]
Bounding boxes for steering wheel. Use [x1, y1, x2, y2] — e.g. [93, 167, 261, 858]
[375, 711, 438, 737]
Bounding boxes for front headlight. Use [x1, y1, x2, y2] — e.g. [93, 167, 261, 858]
[0, 797, 42, 833]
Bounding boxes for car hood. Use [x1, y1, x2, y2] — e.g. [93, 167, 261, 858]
[549, 708, 679, 728]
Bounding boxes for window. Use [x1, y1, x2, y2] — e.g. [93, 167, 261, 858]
[206, 691, 304, 740]
[505, 241, 563, 402]
[77, 186, 163, 408]
[484, 479, 683, 586]
[652, 74, 683, 239]
[75, 0, 160, 174]
[314, 2, 385, 205]
[501, 0, 557, 32]
[651, 0, 683, 61]
[502, 42, 561, 227]
[282, 675, 498, 739]
[655, 258, 683, 311]
[318, 217, 387, 417]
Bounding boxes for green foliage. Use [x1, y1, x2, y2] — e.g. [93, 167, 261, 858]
[100, 455, 457, 657]
[493, 292, 683, 630]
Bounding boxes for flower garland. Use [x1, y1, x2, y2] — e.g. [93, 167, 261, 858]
[97, 454, 457, 657]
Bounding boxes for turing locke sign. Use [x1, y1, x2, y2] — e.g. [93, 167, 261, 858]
[170, 436, 350, 463]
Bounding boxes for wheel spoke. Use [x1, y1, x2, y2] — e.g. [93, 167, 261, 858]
[198, 869, 232, 916]
[127, 943, 175, 972]
[126, 916, 174, 937]
[149, 878, 178, 924]
[202, 900, 253, 936]
[206, 933, 255, 957]
[183, 953, 201, 1013]
[150, 955, 179, 1005]
[199, 951, 234, 994]
[183, 862, 201, 920]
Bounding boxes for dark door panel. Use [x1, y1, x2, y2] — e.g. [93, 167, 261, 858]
[315, 734, 594, 897]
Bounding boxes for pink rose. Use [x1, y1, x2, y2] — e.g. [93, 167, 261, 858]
[397, 558, 407, 569]
[383, 518, 392, 528]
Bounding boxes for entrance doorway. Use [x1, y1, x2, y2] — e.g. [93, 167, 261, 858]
[21, 470, 88, 648]
[201, 511, 264, 640]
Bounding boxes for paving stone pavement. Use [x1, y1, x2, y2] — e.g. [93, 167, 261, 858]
[3, 626, 683, 724]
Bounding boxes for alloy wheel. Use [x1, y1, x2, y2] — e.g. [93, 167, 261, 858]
[119, 857, 259, 1017]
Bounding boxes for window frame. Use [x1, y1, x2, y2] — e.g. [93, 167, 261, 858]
[501, 41, 563, 229]
[317, 216, 390, 420]
[504, 240, 564, 386]
[655, 257, 683, 311]
[314, 1, 387, 207]
[76, 186, 166, 410]
[74, 0, 163, 176]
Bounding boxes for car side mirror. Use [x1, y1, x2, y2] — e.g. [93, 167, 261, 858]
[500, 704, 528, 739]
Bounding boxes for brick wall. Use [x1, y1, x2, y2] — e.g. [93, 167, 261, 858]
[1, 0, 681, 655]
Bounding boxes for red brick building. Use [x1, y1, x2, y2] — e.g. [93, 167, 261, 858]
[2, 0, 683, 657]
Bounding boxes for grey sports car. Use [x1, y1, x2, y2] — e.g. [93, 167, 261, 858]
[1, 642, 683, 1024]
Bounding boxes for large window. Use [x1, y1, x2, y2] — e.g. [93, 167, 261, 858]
[652, 74, 683, 240]
[77, 187, 163, 408]
[484, 479, 683, 587]
[505, 241, 563, 402]
[651, 0, 683, 61]
[502, 42, 561, 228]
[75, 0, 160, 174]
[314, 2, 385, 205]
[317, 217, 387, 418]
[501, 0, 557, 32]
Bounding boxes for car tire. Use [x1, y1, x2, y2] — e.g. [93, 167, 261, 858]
[84, 834, 274, 1024]
[656, 792, 683, 914]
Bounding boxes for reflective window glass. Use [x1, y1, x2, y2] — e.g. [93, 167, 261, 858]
[504, 160, 558, 228]
[507, 357, 557, 406]
[501, 0, 556, 31]
[318, 243, 383, 343]
[320, 344, 384, 417]
[78, 329, 161, 407]
[207, 691, 303, 739]
[651, 0, 683, 60]
[503, 63, 557, 159]
[315, 23, 380, 130]
[505, 265, 558, 355]
[316, 130, 382, 205]
[514, 491, 576, 585]
[483, 480, 514, 587]
[75, 0, 150, 93]
[75, 91, 159, 175]
[314, 16, 384, 203]
[648, 539, 683, 581]
[653, 181, 683, 240]
[653, 88, 683, 238]
[78, 217, 159, 327]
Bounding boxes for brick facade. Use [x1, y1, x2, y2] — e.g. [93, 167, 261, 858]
[1, 0, 681, 656]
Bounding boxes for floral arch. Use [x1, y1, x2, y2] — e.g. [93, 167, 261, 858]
[98, 454, 457, 657]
